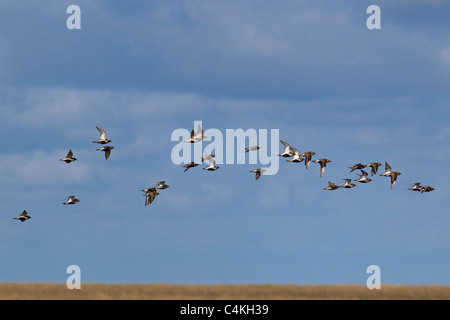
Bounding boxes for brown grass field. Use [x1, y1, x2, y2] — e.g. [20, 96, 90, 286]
[0, 283, 449, 300]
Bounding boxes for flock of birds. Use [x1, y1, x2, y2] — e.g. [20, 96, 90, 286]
[179, 125, 435, 192]
[14, 126, 115, 222]
[12, 124, 435, 222]
[12, 125, 173, 222]
[274, 140, 434, 193]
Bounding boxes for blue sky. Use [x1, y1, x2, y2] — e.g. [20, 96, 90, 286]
[0, 0, 449, 285]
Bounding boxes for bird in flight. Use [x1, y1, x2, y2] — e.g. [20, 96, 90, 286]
[93, 126, 112, 144]
[59, 149, 77, 163]
[250, 168, 267, 180]
[349, 163, 367, 173]
[200, 154, 215, 163]
[183, 161, 198, 172]
[13, 210, 31, 222]
[184, 124, 207, 143]
[300, 151, 316, 170]
[408, 182, 422, 192]
[341, 179, 356, 189]
[286, 146, 304, 163]
[63, 196, 80, 205]
[245, 145, 261, 153]
[354, 170, 372, 183]
[143, 188, 160, 207]
[278, 140, 295, 157]
[389, 171, 402, 189]
[379, 161, 392, 177]
[365, 162, 382, 176]
[155, 181, 170, 190]
[323, 181, 340, 190]
[203, 156, 219, 171]
[419, 186, 435, 194]
[313, 158, 332, 178]
[97, 146, 115, 160]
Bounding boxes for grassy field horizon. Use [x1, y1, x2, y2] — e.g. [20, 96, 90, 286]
[1, 283, 449, 300]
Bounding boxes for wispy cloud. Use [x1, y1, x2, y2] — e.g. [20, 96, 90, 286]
[0, 150, 92, 186]
[1, 1, 449, 99]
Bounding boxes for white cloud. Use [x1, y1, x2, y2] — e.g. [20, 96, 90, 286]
[0, 87, 212, 130]
[0, 149, 92, 186]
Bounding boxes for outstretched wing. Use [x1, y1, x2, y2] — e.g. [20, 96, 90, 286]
[290, 146, 300, 155]
[145, 194, 151, 206]
[197, 124, 203, 136]
[96, 126, 107, 140]
[320, 165, 326, 178]
[369, 164, 378, 176]
[390, 173, 398, 189]
[304, 154, 312, 169]
[280, 140, 291, 153]
[349, 163, 362, 172]
[385, 161, 391, 171]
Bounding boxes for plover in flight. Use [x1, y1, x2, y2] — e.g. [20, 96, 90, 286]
[389, 171, 402, 189]
[155, 181, 170, 190]
[63, 196, 80, 205]
[323, 181, 340, 190]
[250, 168, 267, 180]
[300, 151, 316, 169]
[13, 210, 31, 222]
[349, 163, 367, 172]
[278, 140, 294, 157]
[245, 146, 261, 152]
[408, 182, 422, 192]
[200, 154, 215, 163]
[93, 126, 111, 144]
[313, 158, 332, 178]
[354, 170, 372, 183]
[420, 186, 435, 193]
[203, 157, 219, 171]
[183, 161, 198, 172]
[97, 146, 115, 160]
[286, 146, 304, 163]
[143, 187, 159, 206]
[59, 149, 77, 163]
[341, 179, 356, 189]
[365, 162, 382, 176]
[379, 161, 392, 177]
[184, 124, 207, 143]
